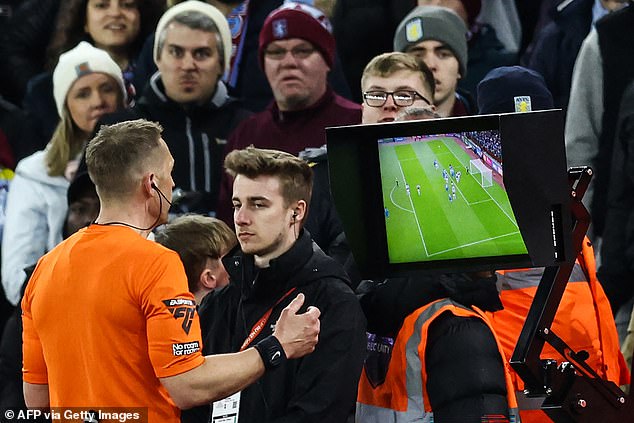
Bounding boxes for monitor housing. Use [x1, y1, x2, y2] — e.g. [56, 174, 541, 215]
[326, 110, 573, 279]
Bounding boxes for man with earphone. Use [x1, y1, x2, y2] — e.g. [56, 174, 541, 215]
[22, 120, 321, 421]
[197, 146, 366, 423]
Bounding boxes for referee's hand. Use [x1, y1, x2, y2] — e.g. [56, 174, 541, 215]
[273, 293, 321, 359]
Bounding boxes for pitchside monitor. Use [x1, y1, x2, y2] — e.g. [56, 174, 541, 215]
[326, 110, 573, 278]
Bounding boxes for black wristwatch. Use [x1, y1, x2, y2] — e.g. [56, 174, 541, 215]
[254, 335, 287, 370]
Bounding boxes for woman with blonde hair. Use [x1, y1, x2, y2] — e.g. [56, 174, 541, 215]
[1, 42, 127, 306]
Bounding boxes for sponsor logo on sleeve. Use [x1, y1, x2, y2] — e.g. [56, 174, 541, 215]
[172, 341, 201, 356]
[162, 298, 196, 334]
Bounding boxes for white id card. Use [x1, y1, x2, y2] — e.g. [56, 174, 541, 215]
[211, 391, 241, 423]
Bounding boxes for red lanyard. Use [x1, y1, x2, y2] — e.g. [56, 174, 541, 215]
[240, 288, 297, 351]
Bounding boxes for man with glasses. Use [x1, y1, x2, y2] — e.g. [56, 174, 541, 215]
[360, 52, 436, 124]
[217, 1, 360, 222]
[220, 2, 361, 158]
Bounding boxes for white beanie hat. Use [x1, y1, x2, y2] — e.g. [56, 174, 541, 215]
[52, 41, 127, 118]
[153, 1, 232, 73]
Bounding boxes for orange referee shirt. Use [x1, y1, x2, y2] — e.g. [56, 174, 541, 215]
[22, 225, 205, 422]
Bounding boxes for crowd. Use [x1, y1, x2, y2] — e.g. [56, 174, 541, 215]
[0, 0, 633, 422]
[465, 130, 502, 161]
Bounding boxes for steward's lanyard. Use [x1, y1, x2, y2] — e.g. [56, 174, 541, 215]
[240, 288, 297, 351]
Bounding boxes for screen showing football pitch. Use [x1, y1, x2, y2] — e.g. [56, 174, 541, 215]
[378, 131, 528, 264]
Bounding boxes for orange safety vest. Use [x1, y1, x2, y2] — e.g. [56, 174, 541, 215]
[357, 298, 521, 422]
[488, 237, 629, 423]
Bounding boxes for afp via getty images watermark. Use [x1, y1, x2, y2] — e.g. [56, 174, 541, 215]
[3, 408, 148, 422]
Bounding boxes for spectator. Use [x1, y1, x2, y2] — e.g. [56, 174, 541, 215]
[155, 214, 237, 305]
[2, 42, 127, 306]
[394, 5, 475, 117]
[417, 0, 517, 103]
[199, 147, 366, 423]
[565, 4, 634, 312]
[22, 119, 321, 420]
[217, 2, 361, 222]
[22, 0, 165, 143]
[135, 0, 353, 112]
[525, 0, 629, 111]
[477, 65, 629, 422]
[360, 52, 435, 124]
[96, 1, 252, 216]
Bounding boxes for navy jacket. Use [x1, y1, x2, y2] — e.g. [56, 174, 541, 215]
[527, 0, 594, 110]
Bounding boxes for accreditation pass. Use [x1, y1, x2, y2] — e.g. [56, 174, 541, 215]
[212, 391, 240, 423]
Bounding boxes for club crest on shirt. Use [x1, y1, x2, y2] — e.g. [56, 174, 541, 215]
[273, 19, 288, 39]
[163, 298, 196, 334]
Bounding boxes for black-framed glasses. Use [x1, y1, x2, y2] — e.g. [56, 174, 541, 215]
[363, 90, 432, 107]
[264, 46, 316, 60]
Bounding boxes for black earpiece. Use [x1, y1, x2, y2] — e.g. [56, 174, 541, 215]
[151, 182, 172, 206]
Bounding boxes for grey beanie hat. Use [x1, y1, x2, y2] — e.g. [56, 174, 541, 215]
[393, 5, 468, 77]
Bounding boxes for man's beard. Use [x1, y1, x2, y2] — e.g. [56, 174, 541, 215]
[244, 231, 287, 259]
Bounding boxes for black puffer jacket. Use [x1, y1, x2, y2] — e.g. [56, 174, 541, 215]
[196, 230, 367, 423]
[525, 0, 594, 110]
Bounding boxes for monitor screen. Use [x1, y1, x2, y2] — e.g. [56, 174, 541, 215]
[378, 130, 528, 265]
[326, 110, 573, 278]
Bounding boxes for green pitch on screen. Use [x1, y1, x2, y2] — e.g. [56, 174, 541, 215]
[379, 135, 528, 263]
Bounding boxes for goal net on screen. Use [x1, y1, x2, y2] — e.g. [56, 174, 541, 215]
[469, 159, 493, 188]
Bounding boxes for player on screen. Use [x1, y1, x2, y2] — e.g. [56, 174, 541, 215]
[416, 184, 421, 195]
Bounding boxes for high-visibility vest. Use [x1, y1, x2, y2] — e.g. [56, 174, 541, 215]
[488, 237, 629, 422]
[357, 298, 521, 423]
